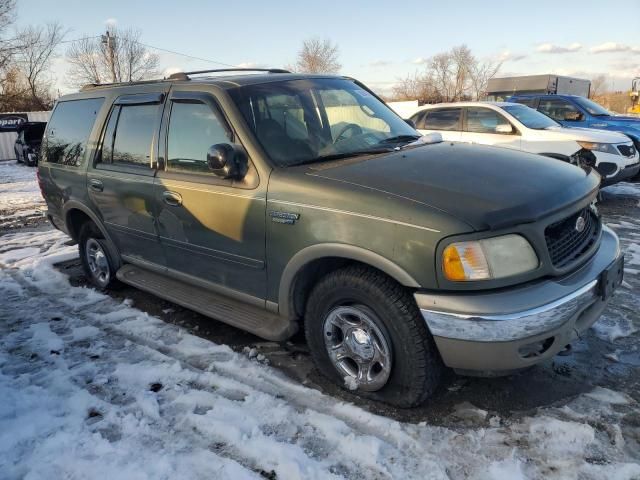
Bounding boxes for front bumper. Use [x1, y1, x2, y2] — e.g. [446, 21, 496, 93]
[416, 225, 622, 373]
[600, 162, 640, 186]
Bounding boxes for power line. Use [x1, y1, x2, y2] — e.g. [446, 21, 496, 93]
[135, 41, 237, 68]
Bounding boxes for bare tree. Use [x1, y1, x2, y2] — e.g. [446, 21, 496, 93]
[389, 45, 500, 103]
[590, 74, 608, 99]
[293, 37, 341, 74]
[468, 58, 502, 100]
[12, 22, 65, 109]
[391, 72, 440, 103]
[0, 0, 16, 82]
[66, 27, 159, 86]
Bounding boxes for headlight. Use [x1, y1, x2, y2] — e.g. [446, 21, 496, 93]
[576, 141, 619, 155]
[442, 234, 539, 281]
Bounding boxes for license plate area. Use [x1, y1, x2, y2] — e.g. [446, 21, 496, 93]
[600, 255, 624, 300]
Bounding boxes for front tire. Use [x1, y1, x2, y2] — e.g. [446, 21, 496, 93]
[304, 265, 443, 407]
[78, 222, 120, 291]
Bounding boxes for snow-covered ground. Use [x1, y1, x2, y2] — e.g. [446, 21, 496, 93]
[0, 162, 46, 229]
[1, 162, 639, 479]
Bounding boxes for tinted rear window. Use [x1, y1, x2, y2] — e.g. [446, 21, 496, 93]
[423, 109, 462, 131]
[45, 98, 104, 166]
[511, 97, 536, 107]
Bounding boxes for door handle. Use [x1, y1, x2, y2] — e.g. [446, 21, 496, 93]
[162, 191, 182, 206]
[89, 179, 103, 192]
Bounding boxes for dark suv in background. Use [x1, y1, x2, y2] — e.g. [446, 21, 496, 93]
[38, 69, 624, 407]
[14, 121, 46, 166]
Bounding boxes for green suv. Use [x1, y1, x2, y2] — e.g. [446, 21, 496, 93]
[38, 69, 624, 407]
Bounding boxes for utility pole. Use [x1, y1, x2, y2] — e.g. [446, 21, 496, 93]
[101, 30, 117, 82]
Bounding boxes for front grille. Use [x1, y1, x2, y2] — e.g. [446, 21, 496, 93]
[618, 144, 636, 157]
[545, 207, 600, 269]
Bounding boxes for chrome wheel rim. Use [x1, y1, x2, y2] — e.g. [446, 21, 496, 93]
[323, 305, 392, 392]
[86, 238, 110, 286]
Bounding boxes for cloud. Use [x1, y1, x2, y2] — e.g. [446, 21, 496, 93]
[536, 42, 582, 54]
[368, 60, 392, 67]
[235, 61, 266, 69]
[590, 42, 640, 54]
[104, 18, 118, 28]
[498, 50, 527, 62]
[411, 57, 428, 65]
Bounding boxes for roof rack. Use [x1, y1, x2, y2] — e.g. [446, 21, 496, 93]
[166, 68, 291, 81]
[80, 68, 291, 91]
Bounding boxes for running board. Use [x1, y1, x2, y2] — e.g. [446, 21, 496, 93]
[116, 264, 297, 341]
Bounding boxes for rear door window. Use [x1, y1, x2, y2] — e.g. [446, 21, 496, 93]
[98, 103, 160, 168]
[45, 98, 104, 166]
[423, 108, 462, 131]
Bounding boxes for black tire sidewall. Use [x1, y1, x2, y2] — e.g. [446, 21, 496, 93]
[78, 223, 119, 290]
[305, 268, 441, 407]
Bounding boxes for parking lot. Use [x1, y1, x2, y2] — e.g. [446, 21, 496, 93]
[1, 161, 639, 478]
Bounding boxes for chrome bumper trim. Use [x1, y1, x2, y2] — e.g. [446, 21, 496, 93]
[419, 280, 599, 342]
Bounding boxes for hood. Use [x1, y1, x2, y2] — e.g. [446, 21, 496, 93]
[308, 142, 600, 231]
[544, 126, 631, 143]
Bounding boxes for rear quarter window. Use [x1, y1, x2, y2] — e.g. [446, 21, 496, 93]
[45, 98, 104, 166]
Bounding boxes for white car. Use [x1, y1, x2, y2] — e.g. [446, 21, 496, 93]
[409, 102, 640, 185]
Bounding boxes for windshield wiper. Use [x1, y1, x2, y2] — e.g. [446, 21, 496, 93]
[378, 134, 422, 145]
[292, 148, 393, 167]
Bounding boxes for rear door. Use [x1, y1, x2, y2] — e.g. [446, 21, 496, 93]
[416, 108, 462, 141]
[153, 88, 267, 301]
[461, 106, 521, 150]
[87, 91, 166, 267]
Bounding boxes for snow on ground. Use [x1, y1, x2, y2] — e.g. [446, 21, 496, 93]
[0, 161, 46, 229]
[1, 230, 639, 480]
[0, 163, 639, 479]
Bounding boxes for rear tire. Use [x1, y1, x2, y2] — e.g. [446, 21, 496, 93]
[78, 222, 121, 291]
[304, 265, 443, 407]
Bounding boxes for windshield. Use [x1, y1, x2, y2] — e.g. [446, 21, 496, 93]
[502, 104, 559, 129]
[229, 78, 419, 167]
[572, 96, 612, 116]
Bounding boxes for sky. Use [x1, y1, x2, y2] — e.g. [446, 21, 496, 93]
[13, 0, 640, 95]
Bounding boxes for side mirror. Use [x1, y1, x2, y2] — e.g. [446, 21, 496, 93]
[564, 111, 583, 121]
[405, 119, 417, 129]
[206, 143, 248, 179]
[495, 124, 514, 134]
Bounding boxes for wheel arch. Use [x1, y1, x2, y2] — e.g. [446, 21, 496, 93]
[63, 201, 122, 269]
[278, 244, 420, 319]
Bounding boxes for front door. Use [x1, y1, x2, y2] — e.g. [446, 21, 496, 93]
[87, 92, 166, 266]
[154, 89, 267, 301]
[537, 98, 588, 128]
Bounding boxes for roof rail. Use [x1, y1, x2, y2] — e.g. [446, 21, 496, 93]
[166, 68, 291, 81]
[79, 68, 291, 91]
[80, 78, 168, 92]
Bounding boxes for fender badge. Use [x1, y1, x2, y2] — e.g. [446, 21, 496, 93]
[270, 211, 300, 225]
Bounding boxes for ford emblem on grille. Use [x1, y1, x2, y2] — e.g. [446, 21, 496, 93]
[575, 216, 586, 233]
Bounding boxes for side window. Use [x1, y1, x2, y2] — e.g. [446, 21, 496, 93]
[45, 98, 104, 166]
[111, 104, 158, 167]
[512, 98, 536, 108]
[166, 101, 232, 175]
[537, 99, 581, 122]
[466, 107, 513, 134]
[423, 108, 462, 131]
[410, 110, 428, 129]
